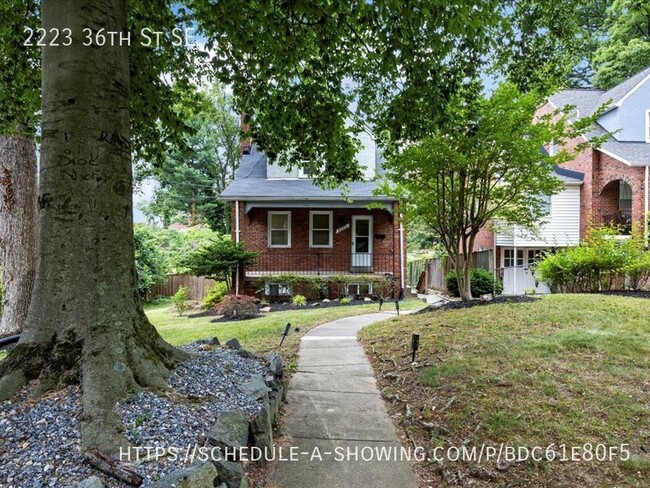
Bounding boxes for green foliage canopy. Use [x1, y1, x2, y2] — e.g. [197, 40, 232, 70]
[138, 84, 240, 231]
[191, 0, 590, 185]
[592, 0, 650, 89]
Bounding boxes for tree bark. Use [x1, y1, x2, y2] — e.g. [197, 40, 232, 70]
[0, 0, 187, 454]
[0, 136, 37, 337]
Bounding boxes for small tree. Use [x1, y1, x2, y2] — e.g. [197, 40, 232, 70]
[382, 82, 603, 301]
[172, 286, 189, 316]
[181, 236, 258, 291]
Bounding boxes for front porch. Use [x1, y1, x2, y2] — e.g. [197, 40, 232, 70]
[599, 179, 633, 234]
[245, 252, 396, 277]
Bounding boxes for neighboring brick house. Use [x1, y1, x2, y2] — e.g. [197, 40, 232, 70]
[219, 131, 406, 299]
[475, 67, 650, 294]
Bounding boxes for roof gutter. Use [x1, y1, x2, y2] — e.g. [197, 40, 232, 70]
[218, 195, 397, 202]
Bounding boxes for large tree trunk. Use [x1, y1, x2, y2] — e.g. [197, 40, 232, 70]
[0, 0, 187, 454]
[0, 136, 37, 337]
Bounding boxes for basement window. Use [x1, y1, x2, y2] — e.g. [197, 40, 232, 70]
[265, 283, 292, 297]
[348, 283, 373, 296]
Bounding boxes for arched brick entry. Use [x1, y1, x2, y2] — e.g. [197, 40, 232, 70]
[599, 179, 633, 233]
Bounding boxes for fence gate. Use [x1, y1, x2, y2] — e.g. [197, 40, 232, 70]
[500, 266, 550, 295]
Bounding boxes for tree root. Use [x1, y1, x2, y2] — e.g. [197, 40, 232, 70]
[0, 314, 191, 455]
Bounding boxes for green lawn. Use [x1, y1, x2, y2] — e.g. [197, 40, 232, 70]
[0, 300, 424, 368]
[359, 294, 650, 487]
[146, 298, 425, 370]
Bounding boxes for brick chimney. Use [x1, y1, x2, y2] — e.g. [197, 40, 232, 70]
[240, 113, 252, 155]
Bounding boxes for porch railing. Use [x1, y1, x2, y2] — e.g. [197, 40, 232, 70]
[247, 252, 395, 276]
[601, 211, 632, 234]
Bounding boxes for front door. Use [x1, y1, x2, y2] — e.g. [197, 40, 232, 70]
[352, 216, 373, 271]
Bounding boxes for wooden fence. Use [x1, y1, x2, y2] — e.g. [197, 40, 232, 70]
[408, 257, 449, 293]
[409, 250, 494, 294]
[149, 274, 217, 301]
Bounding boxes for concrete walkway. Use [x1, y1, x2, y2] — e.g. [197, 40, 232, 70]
[270, 313, 419, 488]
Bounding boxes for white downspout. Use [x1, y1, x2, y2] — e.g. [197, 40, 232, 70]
[399, 219, 405, 292]
[493, 230, 497, 283]
[643, 165, 650, 248]
[235, 200, 241, 295]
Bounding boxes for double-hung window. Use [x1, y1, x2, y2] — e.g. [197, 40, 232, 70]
[268, 211, 291, 248]
[540, 194, 552, 215]
[504, 249, 524, 267]
[309, 211, 333, 247]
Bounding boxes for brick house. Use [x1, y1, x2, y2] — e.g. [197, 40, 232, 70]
[474, 67, 650, 294]
[219, 130, 406, 299]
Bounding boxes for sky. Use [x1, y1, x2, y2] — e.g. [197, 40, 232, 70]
[133, 178, 156, 224]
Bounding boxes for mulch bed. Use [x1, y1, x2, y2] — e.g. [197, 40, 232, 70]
[414, 291, 650, 315]
[266, 298, 374, 312]
[187, 298, 380, 322]
[414, 295, 539, 314]
[597, 290, 650, 299]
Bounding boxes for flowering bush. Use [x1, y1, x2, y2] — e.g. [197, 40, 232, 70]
[214, 294, 259, 319]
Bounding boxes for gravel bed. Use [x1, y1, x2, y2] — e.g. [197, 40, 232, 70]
[0, 344, 270, 487]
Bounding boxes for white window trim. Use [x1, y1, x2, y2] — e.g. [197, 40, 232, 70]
[646, 109, 650, 143]
[503, 248, 524, 268]
[268, 211, 291, 248]
[309, 211, 333, 248]
[298, 167, 312, 178]
[540, 194, 552, 216]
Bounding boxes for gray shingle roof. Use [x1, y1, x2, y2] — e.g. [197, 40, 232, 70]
[220, 146, 394, 201]
[597, 66, 650, 110]
[589, 124, 650, 166]
[549, 67, 650, 167]
[549, 89, 603, 117]
[553, 165, 584, 184]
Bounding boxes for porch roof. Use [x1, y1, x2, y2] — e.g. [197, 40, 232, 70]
[219, 178, 396, 203]
[242, 199, 394, 214]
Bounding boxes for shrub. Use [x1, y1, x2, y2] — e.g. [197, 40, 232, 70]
[214, 294, 259, 319]
[340, 296, 352, 305]
[255, 274, 393, 301]
[537, 226, 649, 293]
[292, 294, 307, 306]
[446, 268, 503, 297]
[172, 286, 189, 316]
[202, 282, 229, 309]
